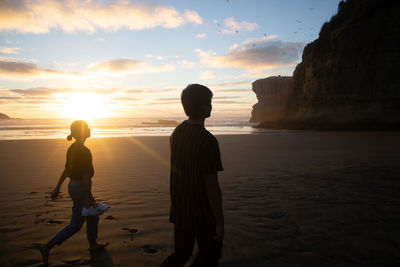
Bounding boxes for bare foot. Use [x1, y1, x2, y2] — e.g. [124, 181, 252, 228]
[39, 245, 49, 265]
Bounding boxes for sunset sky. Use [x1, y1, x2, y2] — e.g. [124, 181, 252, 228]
[0, 0, 341, 119]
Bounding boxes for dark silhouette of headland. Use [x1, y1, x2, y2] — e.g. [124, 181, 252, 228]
[0, 113, 10, 120]
[250, 76, 292, 123]
[251, 0, 400, 130]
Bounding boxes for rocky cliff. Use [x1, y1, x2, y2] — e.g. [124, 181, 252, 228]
[250, 76, 291, 122]
[0, 113, 10, 120]
[256, 0, 400, 130]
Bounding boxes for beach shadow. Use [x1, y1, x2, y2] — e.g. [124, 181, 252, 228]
[90, 247, 114, 267]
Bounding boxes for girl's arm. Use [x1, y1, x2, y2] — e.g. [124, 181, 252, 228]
[82, 173, 96, 206]
[50, 168, 68, 199]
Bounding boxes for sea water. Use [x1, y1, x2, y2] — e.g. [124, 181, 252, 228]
[0, 117, 282, 140]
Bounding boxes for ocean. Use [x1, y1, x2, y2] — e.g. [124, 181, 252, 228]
[0, 117, 279, 140]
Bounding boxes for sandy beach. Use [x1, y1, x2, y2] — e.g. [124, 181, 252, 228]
[1, 132, 400, 266]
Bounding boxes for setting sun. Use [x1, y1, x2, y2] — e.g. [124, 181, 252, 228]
[59, 93, 113, 120]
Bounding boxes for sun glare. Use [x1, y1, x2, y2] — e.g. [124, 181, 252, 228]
[59, 93, 112, 120]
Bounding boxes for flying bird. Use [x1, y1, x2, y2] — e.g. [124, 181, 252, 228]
[264, 33, 268, 37]
[296, 20, 302, 23]
[235, 30, 238, 34]
[252, 43, 256, 47]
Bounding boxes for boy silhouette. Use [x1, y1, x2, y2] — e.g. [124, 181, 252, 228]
[161, 84, 224, 267]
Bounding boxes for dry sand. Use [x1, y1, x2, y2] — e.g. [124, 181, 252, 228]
[0, 132, 400, 266]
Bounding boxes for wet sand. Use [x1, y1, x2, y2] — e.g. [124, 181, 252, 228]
[0, 132, 400, 266]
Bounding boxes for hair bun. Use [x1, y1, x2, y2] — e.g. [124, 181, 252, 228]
[67, 134, 73, 141]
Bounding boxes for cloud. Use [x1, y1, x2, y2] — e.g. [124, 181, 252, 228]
[87, 58, 175, 74]
[215, 89, 251, 93]
[212, 81, 251, 89]
[195, 33, 206, 38]
[0, 58, 78, 77]
[147, 97, 181, 105]
[10, 87, 61, 95]
[214, 96, 244, 100]
[200, 70, 216, 80]
[0, 96, 21, 100]
[196, 37, 305, 71]
[110, 97, 139, 102]
[0, 0, 202, 34]
[7, 86, 121, 96]
[184, 10, 203, 25]
[123, 88, 165, 94]
[239, 70, 292, 78]
[124, 89, 145, 94]
[161, 87, 181, 92]
[213, 100, 249, 104]
[155, 97, 180, 102]
[179, 60, 195, 69]
[146, 54, 181, 61]
[218, 17, 258, 34]
[0, 47, 20, 54]
[145, 54, 165, 60]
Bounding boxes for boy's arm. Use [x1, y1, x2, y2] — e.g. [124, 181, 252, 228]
[204, 172, 224, 242]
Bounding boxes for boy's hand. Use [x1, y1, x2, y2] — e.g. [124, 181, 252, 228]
[214, 221, 224, 243]
[50, 188, 60, 200]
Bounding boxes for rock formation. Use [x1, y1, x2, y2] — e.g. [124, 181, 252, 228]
[250, 76, 291, 122]
[254, 0, 400, 130]
[0, 113, 10, 120]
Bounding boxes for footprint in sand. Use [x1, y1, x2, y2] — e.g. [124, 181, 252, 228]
[265, 211, 287, 219]
[265, 224, 281, 230]
[63, 257, 90, 265]
[14, 259, 42, 266]
[121, 227, 139, 240]
[122, 227, 138, 234]
[140, 245, 160, 255]
[105, 215, 118, 221]
[63, 258, 81, 264]
[45, 194, 63, 199]
[34, 218, 46, 225]
[0, 227, 22, 233]
[23, 243, 42, 250]
[46, 219, 63, 225]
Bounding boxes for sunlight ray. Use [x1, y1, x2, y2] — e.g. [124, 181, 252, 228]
[127, 137, 169, 167]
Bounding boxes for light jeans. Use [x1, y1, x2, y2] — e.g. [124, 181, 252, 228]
[51, 179, 99, 244]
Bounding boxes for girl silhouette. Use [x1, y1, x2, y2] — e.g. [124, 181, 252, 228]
[40, 120, 107, 265]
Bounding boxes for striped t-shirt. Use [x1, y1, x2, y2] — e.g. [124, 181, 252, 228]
[169, 120, 223, 231]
